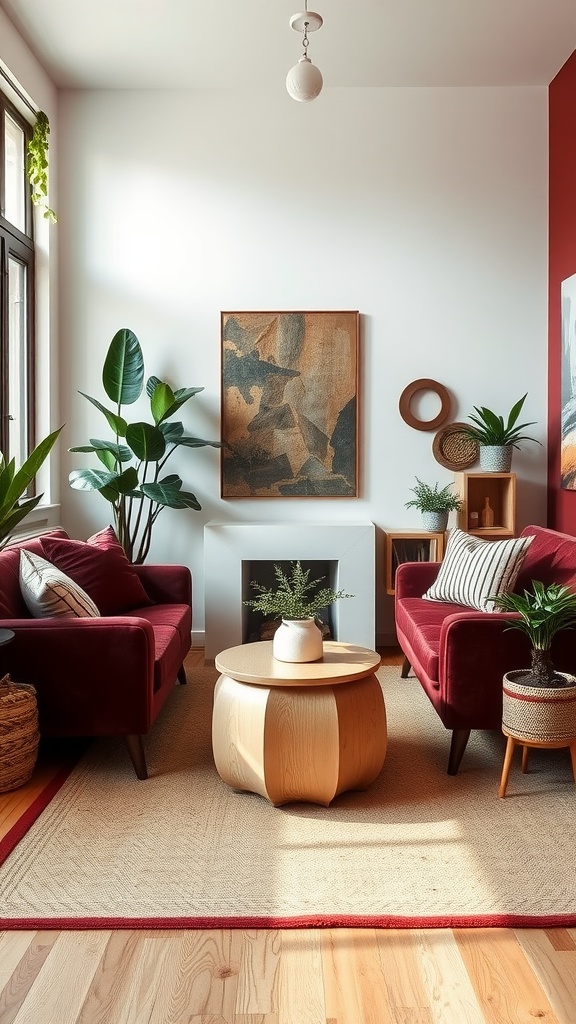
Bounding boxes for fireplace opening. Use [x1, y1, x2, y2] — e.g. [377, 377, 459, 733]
[242, 559, 338, 644]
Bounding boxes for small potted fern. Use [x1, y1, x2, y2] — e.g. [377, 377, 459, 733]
[244, 561, 353, 663]
[405, 477, 463, 532]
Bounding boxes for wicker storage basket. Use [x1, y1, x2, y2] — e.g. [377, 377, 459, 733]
[502, 670, 576, 742]
[0, 674, 40, 793]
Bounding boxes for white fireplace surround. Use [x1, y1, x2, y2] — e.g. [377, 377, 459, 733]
[204, 521, 376, 658]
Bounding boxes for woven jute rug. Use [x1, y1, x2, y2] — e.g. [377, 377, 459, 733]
[1, 661, 575, 930]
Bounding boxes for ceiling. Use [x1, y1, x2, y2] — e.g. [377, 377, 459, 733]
[1, 0, 576, 91]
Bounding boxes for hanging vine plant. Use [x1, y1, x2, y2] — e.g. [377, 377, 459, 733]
[27, 110, 57, 223]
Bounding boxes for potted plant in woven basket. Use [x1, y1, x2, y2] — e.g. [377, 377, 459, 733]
[244, 560, 354, 663]
[404, 477, 463, 533]
[493, 581, 576, 742]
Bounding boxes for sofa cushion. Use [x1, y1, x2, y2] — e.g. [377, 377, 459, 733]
[395, 596, 468, 683]
[40, 527, 152, 616]
[423, 528, 533, 612]
[19, 550, 101, 619]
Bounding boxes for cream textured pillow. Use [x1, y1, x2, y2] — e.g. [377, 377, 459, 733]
[423, 528, 533, 612]
[19, 550, 100, 619]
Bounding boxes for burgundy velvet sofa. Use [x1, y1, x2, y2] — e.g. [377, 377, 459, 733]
[394, 525, 576, 775]
[0, 529, 192, 779]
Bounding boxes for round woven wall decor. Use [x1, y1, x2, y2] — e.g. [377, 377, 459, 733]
[432, 421, 479, 471]
[399, 379, 451, 431]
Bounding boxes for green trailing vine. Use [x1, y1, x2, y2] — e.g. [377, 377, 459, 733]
[27, 111, 57, 223]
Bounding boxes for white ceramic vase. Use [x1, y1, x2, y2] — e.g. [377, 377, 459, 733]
[272, 618, 323, 663]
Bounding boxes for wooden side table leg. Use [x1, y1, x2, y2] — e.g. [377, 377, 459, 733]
[499, 735, 516, 798]
[521, 745, 529, 774]
[569, 741, 576, 785]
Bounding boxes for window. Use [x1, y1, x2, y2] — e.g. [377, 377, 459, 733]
[0, 95, 35, 469]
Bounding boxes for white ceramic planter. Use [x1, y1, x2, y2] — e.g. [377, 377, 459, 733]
[502, 669, 576, 741]
[272, 618, 323, 663]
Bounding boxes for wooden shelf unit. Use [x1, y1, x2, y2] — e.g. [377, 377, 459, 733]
[453, 472, 516, 539]
[385, 530, 445, 596]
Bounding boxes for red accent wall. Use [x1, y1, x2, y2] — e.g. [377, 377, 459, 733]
[549, 50, 576, 533]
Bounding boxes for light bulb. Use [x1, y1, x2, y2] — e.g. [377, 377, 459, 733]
[286, 56, 323, 102]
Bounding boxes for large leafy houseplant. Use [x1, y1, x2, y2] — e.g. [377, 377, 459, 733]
[493, 581, 576, 688]
[0, 427, 62, 548]
[69, 328, 221, 564]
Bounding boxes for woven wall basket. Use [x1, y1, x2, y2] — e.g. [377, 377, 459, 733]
[502, 670, 576, 742]
[0, 674, 40, 793]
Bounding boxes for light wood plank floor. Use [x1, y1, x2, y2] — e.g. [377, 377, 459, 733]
[0, 648, 574, 1024]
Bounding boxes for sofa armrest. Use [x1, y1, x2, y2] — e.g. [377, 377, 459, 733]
[132, 564, 192, 606]
[438, 611, 531, 724]
[395, 561, 441, 600]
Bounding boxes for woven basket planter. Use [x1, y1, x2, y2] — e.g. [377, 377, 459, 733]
[502, 669, 576, 742]
[0, 674, 40, 793]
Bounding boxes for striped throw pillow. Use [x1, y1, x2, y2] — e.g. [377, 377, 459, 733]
[423, 529, 533, 612]
[19, 550, 100, 619]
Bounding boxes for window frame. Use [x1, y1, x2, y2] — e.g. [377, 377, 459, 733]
[0, 93, 36, 466]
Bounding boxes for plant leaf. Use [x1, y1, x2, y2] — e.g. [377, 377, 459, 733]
[125, 422, 166, 461]
[0, 426, 62, 519]
[149, 381, 175, 425]
[79, 393, 127, 436]
[68, 468, 120, 491]
[159, 421, 184, 443]
[103, 328, 144, 406]
[140, 477, 201, 509]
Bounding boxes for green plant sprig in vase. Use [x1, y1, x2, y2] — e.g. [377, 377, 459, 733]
[244, 560, 354, 621]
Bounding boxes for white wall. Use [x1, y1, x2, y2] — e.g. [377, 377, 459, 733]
[54, 86, 548, 644]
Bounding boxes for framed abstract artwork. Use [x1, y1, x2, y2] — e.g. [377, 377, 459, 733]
[561, 273, 576, 488]
[220, 310, 359, 498]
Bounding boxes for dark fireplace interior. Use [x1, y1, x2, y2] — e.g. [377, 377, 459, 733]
[242, 559, 338, 644]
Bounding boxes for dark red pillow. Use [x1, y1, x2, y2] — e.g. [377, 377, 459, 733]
[40, 528, 152, 615]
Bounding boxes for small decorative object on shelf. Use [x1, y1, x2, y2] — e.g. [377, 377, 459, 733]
[480, 497, 494, 528]
[453, 471, 516, 539]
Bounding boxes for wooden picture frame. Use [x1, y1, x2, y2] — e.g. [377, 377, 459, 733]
[220, 311, 359, 498]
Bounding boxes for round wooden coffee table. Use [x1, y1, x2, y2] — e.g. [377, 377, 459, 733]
[212, 640, 387, 807]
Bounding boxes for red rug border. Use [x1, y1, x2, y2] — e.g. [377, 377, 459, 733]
[0, 913, 575, 931]
[0, 757, 83, 867]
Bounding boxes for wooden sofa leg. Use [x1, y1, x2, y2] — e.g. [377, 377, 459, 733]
[125, 734, 148, 780]
[447, 729, 471, 775]
[400, 655, 411, 678]
[177, 664, 187, 685]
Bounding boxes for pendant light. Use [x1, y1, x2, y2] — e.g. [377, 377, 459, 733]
[286, 1, 323, 102]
